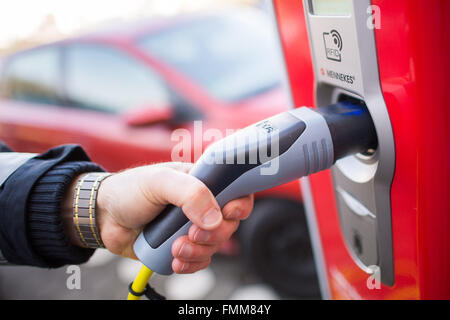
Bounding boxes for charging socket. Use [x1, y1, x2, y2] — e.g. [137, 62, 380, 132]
[315, 84, 395, 285]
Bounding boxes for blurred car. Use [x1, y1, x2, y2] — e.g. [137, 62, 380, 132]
[0, 10, 319, 297]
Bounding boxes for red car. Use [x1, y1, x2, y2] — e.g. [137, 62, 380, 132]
[0, 10, 318, 297]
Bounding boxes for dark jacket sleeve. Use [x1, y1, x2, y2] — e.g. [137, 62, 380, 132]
[0, 143, 105, 268]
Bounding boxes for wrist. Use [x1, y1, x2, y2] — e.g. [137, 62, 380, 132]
[95, 173, 114, 249]
[62, 174, 85, 247]
[63, 172, 112, 248]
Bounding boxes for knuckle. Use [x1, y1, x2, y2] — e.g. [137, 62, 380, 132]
[200, 258, 212, 270]
[230, 220, 240, 233]
[149, 167, 173, 183]
[241, 209, 252, 220]
[193, 181, 210, 198]
[185, 180, 210, 203]
[217, 222, 239, 244]
[171, 237, 186, 256]
[210, 230, 229, 245]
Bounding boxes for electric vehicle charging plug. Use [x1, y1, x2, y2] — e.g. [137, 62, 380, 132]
[128, 101, 377, 299]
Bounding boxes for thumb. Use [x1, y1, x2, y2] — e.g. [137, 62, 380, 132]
[138, 166, 223, 230]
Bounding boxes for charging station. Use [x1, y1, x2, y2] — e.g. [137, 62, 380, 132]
[272, 0, 450, 299]
[127, 0, 450, 300]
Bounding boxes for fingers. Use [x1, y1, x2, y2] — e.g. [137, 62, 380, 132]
[180, 184, 223, 230]
[172, 236, 217, 273]
[172, 236, 221, 262]
[172, 258, 211, 274]
[221, 194, 254, 221]
[144, 167, 223, 230]
[185, 195, 253, 245]
[170, 194, 254, 274]
[188, 219, 240, 245]
[171, 219, 240, 273]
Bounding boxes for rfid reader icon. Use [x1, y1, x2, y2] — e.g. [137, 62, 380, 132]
[323, 29, 343, 62]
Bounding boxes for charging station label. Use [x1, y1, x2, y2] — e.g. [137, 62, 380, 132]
[321, 68, 356, 85]
[319, 29, 357, 88]
[307, 10, 365, 96]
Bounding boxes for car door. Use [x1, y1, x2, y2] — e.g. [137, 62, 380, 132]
[0, 45, 70, 152]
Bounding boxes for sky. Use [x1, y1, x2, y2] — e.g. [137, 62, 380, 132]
[0, 0, 259, 49]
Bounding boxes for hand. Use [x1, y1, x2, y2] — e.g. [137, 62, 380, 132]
[63, 162, 254, 274]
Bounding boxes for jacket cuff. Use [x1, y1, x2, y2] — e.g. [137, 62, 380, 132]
[27, 161, 104, 267]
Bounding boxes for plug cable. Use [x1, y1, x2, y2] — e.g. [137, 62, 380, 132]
[127, 265, 165, 300]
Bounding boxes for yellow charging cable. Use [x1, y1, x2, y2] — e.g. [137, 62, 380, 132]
[127, 265, 154, 300]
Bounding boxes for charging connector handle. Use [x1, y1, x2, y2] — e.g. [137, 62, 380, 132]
[134, 102, 377, 275]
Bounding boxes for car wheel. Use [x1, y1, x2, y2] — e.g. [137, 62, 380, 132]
[237, 198, 321, 298]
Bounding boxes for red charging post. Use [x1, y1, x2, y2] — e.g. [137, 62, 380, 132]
[273, 0, 450, 299]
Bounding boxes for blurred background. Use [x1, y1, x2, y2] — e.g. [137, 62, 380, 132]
[0, 0, 320, 299]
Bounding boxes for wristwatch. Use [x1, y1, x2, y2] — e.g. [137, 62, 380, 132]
[72, 172, 112, 248]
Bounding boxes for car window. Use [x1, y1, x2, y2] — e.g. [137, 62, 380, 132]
[138, 11, 283, 102]
[0, 46, 61, 105]
[64, 44, 171, 113]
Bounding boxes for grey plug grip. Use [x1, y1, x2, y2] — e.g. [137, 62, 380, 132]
[134, 107, 334, 275]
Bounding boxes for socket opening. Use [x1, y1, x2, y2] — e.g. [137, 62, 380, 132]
[337, 94, 378, 160]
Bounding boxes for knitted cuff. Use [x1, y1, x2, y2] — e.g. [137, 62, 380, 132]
[27, 161, 104, 267]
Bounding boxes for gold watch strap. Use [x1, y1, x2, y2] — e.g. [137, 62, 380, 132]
[73, 172, 112, 248]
